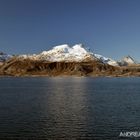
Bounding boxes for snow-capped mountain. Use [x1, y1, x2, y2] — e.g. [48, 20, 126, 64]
[0, 52, 12, 62]
[119, 55, 136, 66]
[0, 46, 139, 77]
[19, 44, 97, 62]
[18, 44, 119, 66]
[94, 54, 119, 66]
[37, 44, 97, 62]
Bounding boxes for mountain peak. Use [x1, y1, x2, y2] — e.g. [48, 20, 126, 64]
[36, 44, 95, 62]
[118, 55, 136, 66]
[15, 44, 138, 67]
[17, 44, 119, 66]
[123, 55, 135, 63]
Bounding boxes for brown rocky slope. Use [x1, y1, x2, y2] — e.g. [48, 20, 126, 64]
[0, 57, 140, 77]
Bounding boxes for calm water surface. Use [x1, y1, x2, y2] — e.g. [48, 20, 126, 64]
[0, 77, 140, 140]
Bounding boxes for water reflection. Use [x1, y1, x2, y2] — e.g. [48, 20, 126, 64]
[0, 77, 140, 139]
[41, 77, 91, 138]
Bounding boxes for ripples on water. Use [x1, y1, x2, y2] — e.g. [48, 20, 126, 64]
[0, 77, 140, 139]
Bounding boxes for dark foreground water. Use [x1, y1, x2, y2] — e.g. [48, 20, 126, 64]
[0, 77, 140, 140]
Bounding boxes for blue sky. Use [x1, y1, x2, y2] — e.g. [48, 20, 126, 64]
[0, 0, 140, 61]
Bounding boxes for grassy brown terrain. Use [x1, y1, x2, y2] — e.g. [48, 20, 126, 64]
[0, 57, 140, 77]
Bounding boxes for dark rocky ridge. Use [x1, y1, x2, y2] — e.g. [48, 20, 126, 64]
[0, 57, 140, 77]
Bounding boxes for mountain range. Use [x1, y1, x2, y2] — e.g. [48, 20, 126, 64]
[0, 44, 136, 66]
[0, 44, 139, 77]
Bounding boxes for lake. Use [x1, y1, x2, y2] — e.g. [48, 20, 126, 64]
[0, 77, 140, 139]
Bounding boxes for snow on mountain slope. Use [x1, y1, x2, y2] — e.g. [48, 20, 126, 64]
[38, 44, 95, 62]
[119, 55, 136, 66]
[18, 44, 119, 66]
[24, 44, 97, 62]
[94, 54, 119, 66]
[0, 52, 12, 62]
